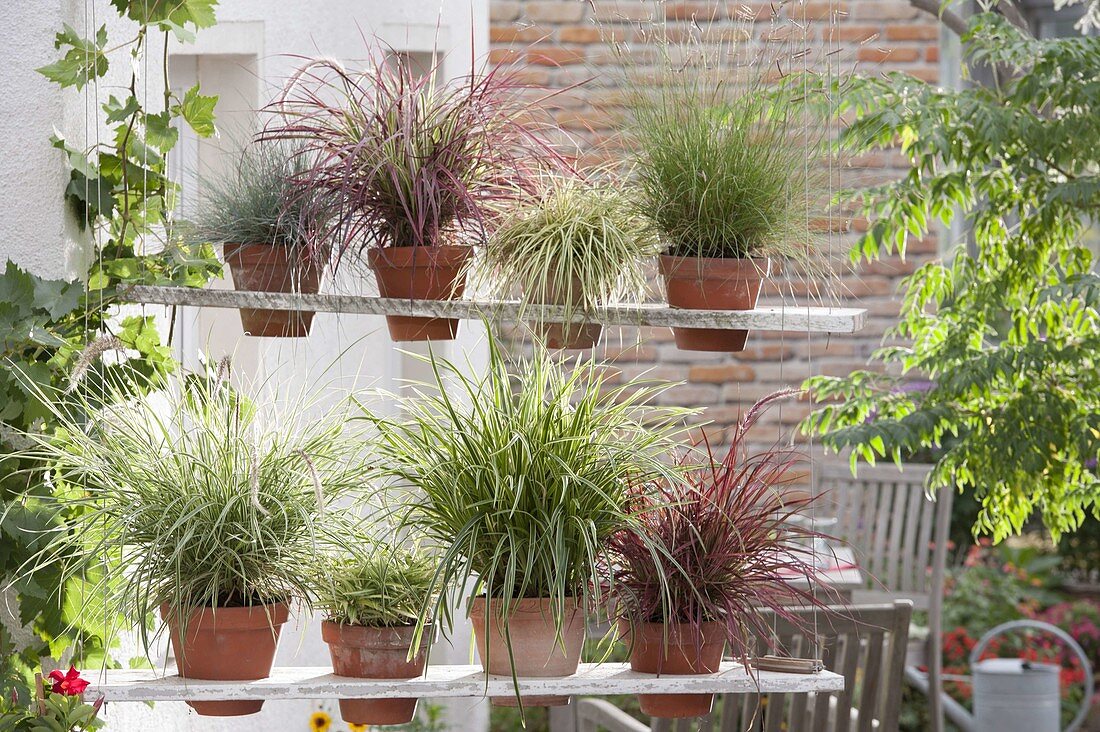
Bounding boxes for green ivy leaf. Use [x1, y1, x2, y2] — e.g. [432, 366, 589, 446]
[112, 0, 218, 31]
[162, 19, 197, 43]
[36, 24, 108, 90]
[144, 111, 179, 153]
[31, 277, 82, 321]
[178, 85, 218, 137]
[86, 269, 110, 291]
[49, 134, 99, 180]
[103, 95, 141, 124]
[0, 262, 36, 314]
[64, 170, 117, 223]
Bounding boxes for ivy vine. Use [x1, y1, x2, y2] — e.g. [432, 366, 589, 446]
[1, 0, 222, 700]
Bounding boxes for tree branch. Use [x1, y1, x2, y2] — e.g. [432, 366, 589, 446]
[907, 0, 1037, 38]
[907, 0, 970, 37]
[995, 0, 1034, 34]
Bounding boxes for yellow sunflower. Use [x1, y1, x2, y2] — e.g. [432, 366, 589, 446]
[308, 710, 332, 732]
[347, 724, 368, 732]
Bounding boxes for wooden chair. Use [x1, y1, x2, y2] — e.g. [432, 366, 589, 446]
[817, 462, 952, 732]
[575, 601, 913, 732]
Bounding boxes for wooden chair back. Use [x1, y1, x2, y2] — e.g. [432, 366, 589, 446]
[576, 602, 913, 732]
[817, 463, 948, 598]
[817, 462, 951, 732]
[722, 601, 912, 732]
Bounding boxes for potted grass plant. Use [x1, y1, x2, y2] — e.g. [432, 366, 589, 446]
[313, 545, 437, 727]
[13, 356, 368, 717]
[477, 178, 659, 350]
[363, 332, 689, 709]
[607, 390, 828, 719]
[188, 141, 327, 337]
[263, 50, 561, 342]
[626, 57, 820, 352]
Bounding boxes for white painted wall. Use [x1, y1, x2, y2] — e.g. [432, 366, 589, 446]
[0, 0, 133, 279]
[1, 1, 491, 730]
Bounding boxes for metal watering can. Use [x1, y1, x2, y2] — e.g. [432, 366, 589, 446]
[966, 620, 1093, 732]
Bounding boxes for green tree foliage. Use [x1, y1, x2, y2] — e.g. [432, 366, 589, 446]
[1, 0, 221, 700]
[802, 14, 1100, 541]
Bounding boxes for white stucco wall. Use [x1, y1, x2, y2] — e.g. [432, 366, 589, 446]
[2, 1, 490, 731]
[0, 0, 135, 280]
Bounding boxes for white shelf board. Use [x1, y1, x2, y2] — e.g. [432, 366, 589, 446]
[119, 286, 866, 333]
[86, 663, 843, 702]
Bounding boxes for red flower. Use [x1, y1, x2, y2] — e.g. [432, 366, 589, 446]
[48, 666, 90, 696]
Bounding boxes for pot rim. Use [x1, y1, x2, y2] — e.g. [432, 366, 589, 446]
[468, 595, 583, 615]
[321, 620, 435, 649]
[659, 254, 773, 277]
[160, 601, 290, 630]
[367, 245, 474, 268]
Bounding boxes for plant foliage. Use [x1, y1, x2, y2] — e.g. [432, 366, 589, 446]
[363, 333, 690, 644]
[313, 546, 437, 627]
[2, 0, 222, 698]
[802, 14, 1100, 541]
[0, 673, 103, 732]
[0, 263, 177, 696]
[622, 44, 821, 261]
[607, 390, 829, 663]
[185, 141, 315, 249]
[477, 178, 659, 319]
[261, 51, 564, 258]
[9, 360, 369, 655]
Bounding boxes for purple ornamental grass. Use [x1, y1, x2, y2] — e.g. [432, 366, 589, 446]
[259, 46, 571, 263]
[607, 389, 836, 665]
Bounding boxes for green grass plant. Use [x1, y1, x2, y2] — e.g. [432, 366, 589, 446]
[186, 140, 314, 250]
[361, 333, 691, 645]
[621, 32, 822, 262]
[313, 546, 437, 627]
[10, 357, 370, 654]
[477, 178, 658, 321]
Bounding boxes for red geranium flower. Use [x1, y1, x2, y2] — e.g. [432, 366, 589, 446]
[48, 666, 90, 696]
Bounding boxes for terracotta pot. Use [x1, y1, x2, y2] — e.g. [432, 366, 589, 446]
[659, 255, 772, 352]
[322, 621, 431, 726]
[224, 244, 325, 338]
[469, 597, 585, 707]
[623, 620, 726, 719]
[163, 602, 289, 716]
[529, 275, 602, 350]
[368, 246, 472, 341]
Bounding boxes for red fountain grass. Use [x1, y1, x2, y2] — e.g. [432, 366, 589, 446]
[607, 389, 837, 666]
[260, 45, 572, 263]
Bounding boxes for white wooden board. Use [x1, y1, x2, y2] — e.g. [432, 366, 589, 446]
[119, 286, 866, 333]
[86, 663, 844, 702]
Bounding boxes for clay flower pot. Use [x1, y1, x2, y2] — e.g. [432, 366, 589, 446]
[659, 255, 772, 352]
[368, 246, 473, 342]
[529, 275, 601, 351]
[623, 620, 726, 719]
[224, 244, 325, 338]
[468, 597, 585, 707]
[321, 621, 431, 726]
[163, 602, 289, 716]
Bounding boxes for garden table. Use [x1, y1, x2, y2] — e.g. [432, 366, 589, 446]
[779, 545, 864, 602]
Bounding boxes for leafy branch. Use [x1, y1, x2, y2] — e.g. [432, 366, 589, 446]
[801, 14, 1100, 541]
[1, 0, 222, 702]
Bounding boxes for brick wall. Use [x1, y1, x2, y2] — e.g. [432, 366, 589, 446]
[490, 0, 944, 460]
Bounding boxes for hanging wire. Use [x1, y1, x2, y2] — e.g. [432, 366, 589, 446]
[141, 1, 149, 332]
[79, 0, 91, 680]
